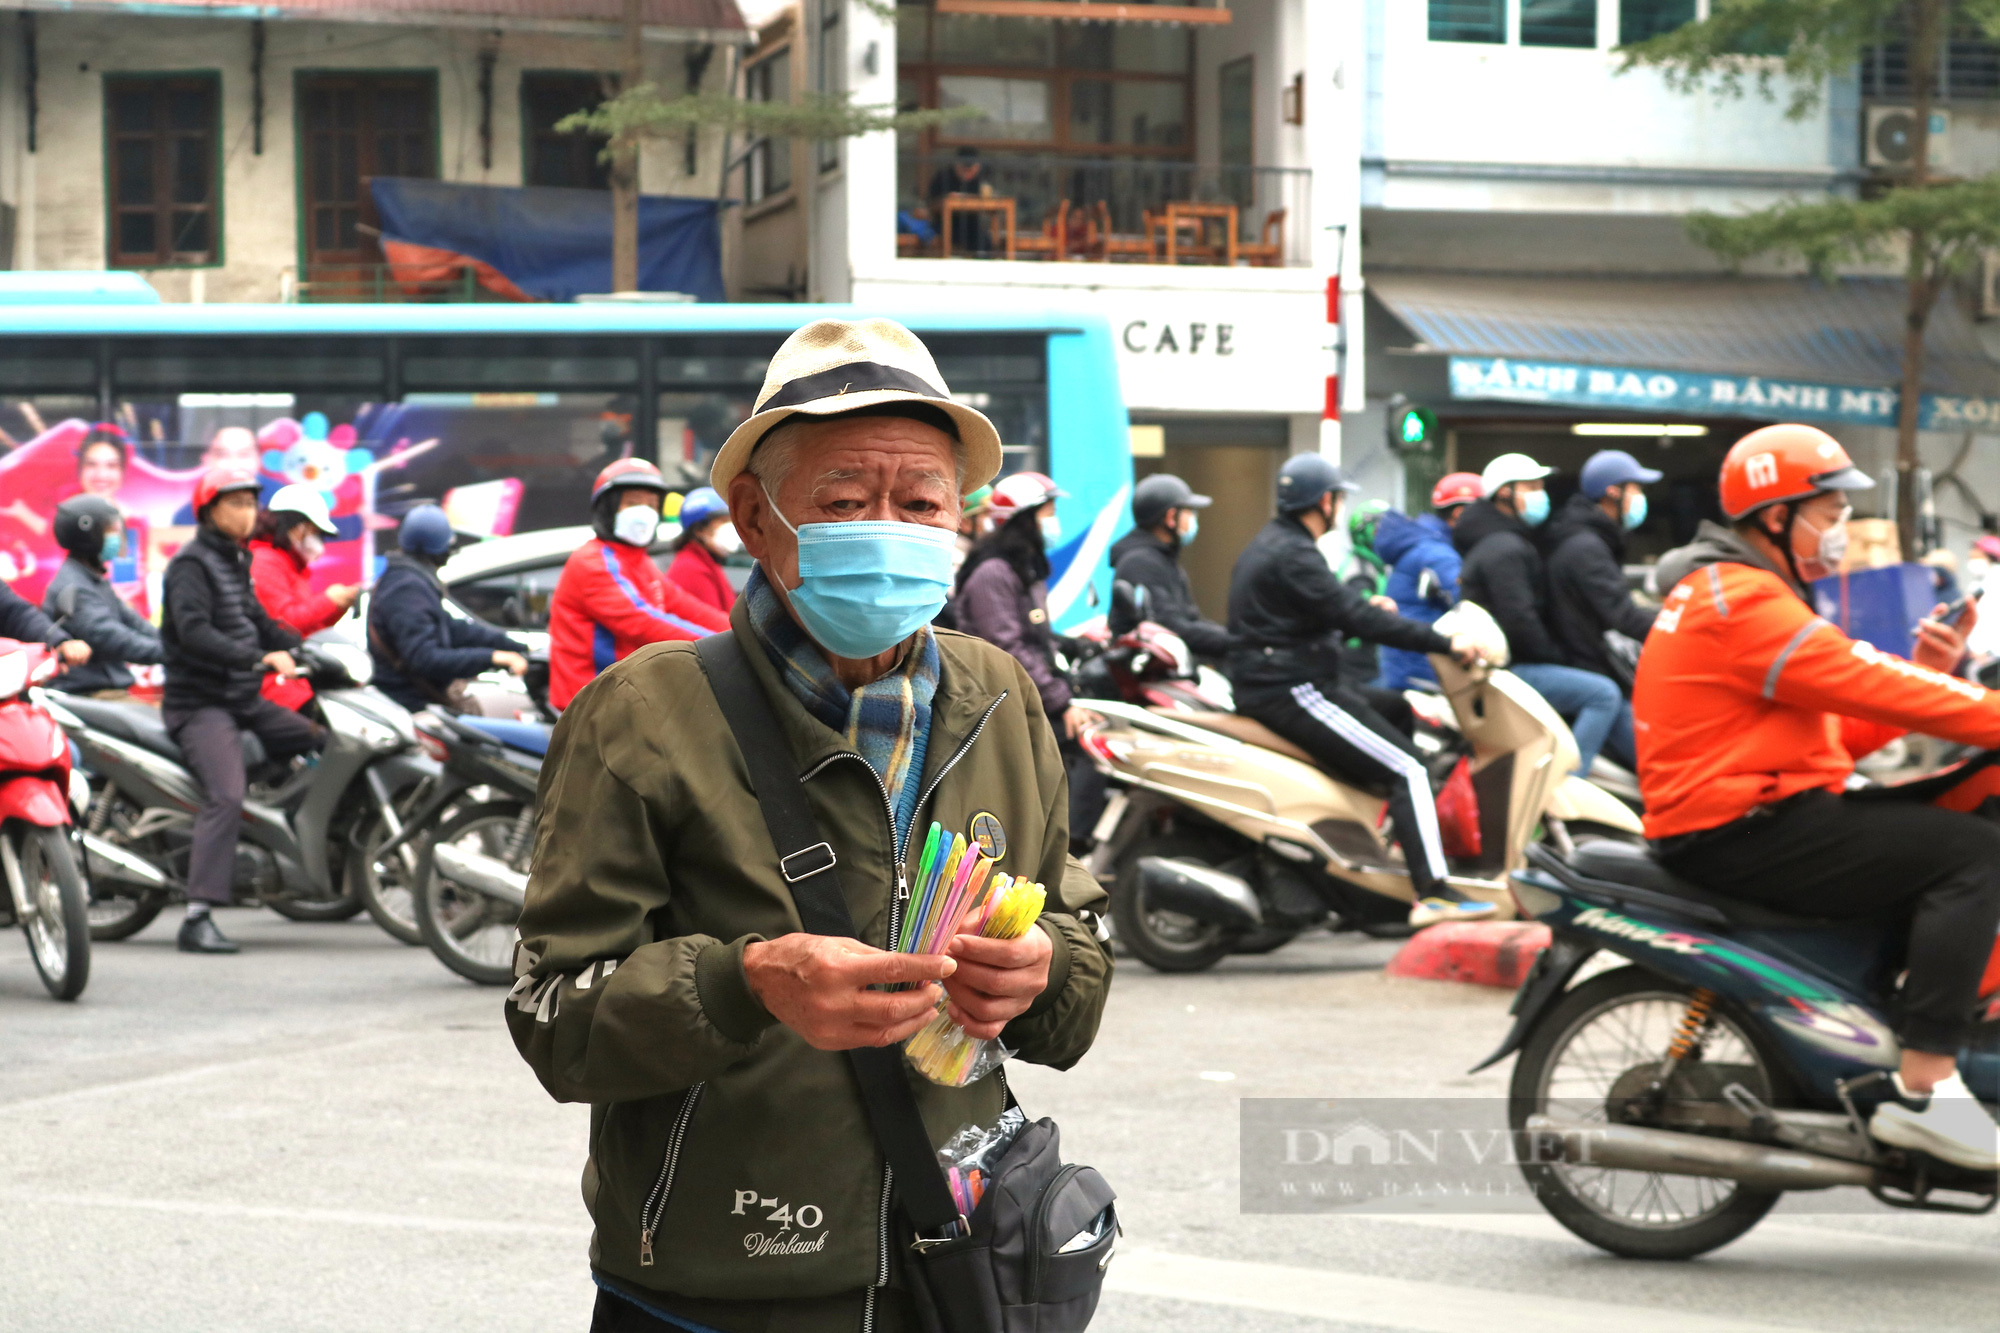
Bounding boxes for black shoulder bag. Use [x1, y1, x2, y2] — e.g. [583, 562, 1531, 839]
[694, 633, 1116, 1333]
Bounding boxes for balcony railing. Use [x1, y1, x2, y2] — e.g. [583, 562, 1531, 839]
[898, 153, 1312, 267]
[293, 263, 490, 304]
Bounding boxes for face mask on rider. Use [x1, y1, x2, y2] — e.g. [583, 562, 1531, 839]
[1040, 513, 1063, 545]
[1179, 510, 1199, 545]
[708, 522, 743, 556]
[613, 503, 660, 547]
[298, 533, 326, 563]
[761, 482, 957, 660]
[1790, 507, 1850, 583]
[1622, 489, 1648, 532]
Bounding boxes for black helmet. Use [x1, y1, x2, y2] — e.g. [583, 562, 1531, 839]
[1132, 473, 1212, 529]
[1275, 453, 1358, 513]
[54, 495, 122, 563]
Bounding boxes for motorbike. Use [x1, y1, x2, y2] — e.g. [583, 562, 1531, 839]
[1488, 833, 1999, 1259]
[1075, 603, 1645, 972]
[44, 645, 439, 941]
[0, 639, 92, 999]
[371, 708, 547, 985]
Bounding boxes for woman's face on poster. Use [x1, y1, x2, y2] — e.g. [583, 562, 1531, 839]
[78, 441, 126, 498]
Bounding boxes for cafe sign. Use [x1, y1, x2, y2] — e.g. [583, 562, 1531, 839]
[1448, 355, 2000, 433]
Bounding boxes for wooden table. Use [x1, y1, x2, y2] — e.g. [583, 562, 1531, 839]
[939, 196, 1017, 260]
[1162, 201, 1238, 266]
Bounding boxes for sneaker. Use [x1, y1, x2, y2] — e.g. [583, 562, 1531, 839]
[1408, 895, 1500, 929]
[1869, 1073, 2000, 1172]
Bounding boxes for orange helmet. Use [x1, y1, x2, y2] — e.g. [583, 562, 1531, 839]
[1718, 424, 1872, 521]
[1430, 472, 1483, 512]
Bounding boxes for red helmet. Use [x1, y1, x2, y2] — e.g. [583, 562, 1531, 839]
[987, 471, 1066, 519]
[192, 466, 260, 514]
[1719, 424, 1872, 521]
[1976, 534, 2000, 560]
[1430, 472, 1483, 511]
[590, 457, 668, 503]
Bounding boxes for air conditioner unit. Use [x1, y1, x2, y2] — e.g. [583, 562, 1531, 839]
[1866, 106, 1950, 170]
[1981, 251, 2000, 320]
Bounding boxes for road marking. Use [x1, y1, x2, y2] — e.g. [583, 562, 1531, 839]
[0, 1190, 584, 1239]
[1105, 1248, 1821, 1333]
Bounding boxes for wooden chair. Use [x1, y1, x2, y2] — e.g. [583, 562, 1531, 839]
[939, 196, 1016, 260]
[1013, 199, 1070, 261]
[1237, 208, 1287, 267]
[1163, 201, 1237, 266]
[1094, 201, 1156, 262]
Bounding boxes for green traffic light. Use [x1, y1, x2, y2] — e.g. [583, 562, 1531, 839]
[1397, 407, 1435, 447]
[1399, 412, 1426, 444]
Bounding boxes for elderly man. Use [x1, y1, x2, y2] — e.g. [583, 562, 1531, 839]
[509, 319, 1114, 1333]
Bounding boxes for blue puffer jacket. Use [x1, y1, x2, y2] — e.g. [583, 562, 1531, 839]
[1373, 511, 1460, 691]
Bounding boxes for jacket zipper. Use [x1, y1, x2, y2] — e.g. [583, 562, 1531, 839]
[801, 689, 1008, 1326]
[638, 1082, 705, 1267]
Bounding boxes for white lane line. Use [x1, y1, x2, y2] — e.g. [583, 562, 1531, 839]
[1105, 1248, 1819, 1333]
[0, 1031, 415, 1111]
[0, 1191, 583, 1239]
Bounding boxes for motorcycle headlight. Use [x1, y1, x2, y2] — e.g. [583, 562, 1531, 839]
[0, 650, 26, 700]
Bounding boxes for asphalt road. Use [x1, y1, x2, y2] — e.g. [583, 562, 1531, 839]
[2, 911, 1993, 1333]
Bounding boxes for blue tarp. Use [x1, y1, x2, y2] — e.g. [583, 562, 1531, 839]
[369, 178, 725, 304]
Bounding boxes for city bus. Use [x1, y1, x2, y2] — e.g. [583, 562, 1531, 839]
[0, 297, 1131, 630]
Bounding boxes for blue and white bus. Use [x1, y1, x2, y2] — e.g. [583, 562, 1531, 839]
[0, 296, 1131, 628]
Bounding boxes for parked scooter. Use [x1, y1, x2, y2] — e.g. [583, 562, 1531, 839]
[1490, 834, 1998, 1259]
[45, 646, 439, 940]
[0, 639, 91, 999]
[372, 709, 547, 985]
[1077, 604, 1643, 972]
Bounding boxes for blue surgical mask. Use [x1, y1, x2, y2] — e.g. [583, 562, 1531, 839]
[765, 487, 957, 658]
[1622, 491, 1647, 531]
[100, 530, 123, 562]
[1520, 489, 1550, 527]
[1181, 512, 1199, 545]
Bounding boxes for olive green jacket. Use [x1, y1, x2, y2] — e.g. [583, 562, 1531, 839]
[507, 599, 1113, 1314]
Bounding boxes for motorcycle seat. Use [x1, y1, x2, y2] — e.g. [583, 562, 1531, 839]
[61, 694, 266, 770]
[457, 715, 550, 757]
[1566, 840, 1837, 930]
[1160, 709, 1318, 766]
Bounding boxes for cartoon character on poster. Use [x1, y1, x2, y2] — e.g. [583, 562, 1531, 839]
[259, 412, 374, 543]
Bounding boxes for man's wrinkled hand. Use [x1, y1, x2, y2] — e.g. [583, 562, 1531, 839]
[1914, 600, 1971, 674]
[743, 934, 954, 1051]
[943, 927, 1053, 1040]
[57, 640, 91, 667]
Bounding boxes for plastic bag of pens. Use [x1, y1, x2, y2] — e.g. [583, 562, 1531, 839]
[937, 1107, 1027, 1217]
[895, 821, 1049, 1087]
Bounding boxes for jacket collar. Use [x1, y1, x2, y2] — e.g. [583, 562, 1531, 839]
[383, 551, 445, 591]
[61, 554, 109, 584]
[194, 525, 248, 562]
[1552, 493, 1624, 559]
[1655, 520, 1792, 594]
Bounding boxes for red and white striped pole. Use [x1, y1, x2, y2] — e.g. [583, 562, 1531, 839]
[1321, 240, 1344, 458]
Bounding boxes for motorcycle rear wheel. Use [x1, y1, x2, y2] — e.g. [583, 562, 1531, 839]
[415, 799, 527, 986]
[17, 825, 90, 1000]
[1110, 831, 1238, 973]
[1509, 967, 1785, 1259]
[89, 889, 166, 941]
[348, 814, 424, 946]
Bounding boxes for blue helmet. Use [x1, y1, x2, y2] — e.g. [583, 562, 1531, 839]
[1275, 453, 1359, 513]
[398, 504, 455, 557]
[678, 486, 729, 529]
[1579, 449, 1663, 500]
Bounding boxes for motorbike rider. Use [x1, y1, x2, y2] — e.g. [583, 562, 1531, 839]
[250, 485, 357, 713]
[1546, 449, 1661, 691]
[42, 495, 159, 699]
[369, 505, 530, 714]
[1374, 472, 1479, 692]
[664, 485, 739, 615]
[160, 467, 323, 955]
[1457, 452, 1632, 773]
[547, 458, 729, 711]
[1108, 472, 1229, 658]
[1636, 423, 2000, 1171]
[1226, 454, 1490, 927]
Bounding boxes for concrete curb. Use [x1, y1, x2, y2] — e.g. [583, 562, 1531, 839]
[1385, 922, 1551, 989]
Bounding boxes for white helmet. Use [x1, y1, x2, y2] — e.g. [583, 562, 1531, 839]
[1479, 452, 1554, 495]
[267, 483, 338, 535]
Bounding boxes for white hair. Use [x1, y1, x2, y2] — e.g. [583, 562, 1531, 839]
[746, 412, 967, 497]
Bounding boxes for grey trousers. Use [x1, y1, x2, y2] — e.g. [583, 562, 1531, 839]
[165, 700, 321, 905]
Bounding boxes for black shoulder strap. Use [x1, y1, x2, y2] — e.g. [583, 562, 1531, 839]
[693, 632, 966, 1239]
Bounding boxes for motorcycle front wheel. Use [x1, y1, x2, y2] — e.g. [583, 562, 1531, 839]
[414, 799, 528, 986]
[1509, 967, 1785, 1259]
[348, 813, 424, 946]
[15, 824, 91, 1000]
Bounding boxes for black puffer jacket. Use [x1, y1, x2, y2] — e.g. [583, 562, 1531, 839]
[43, 555, 164, 694]
[367, 554, 526, 713]
[1226, 512, 1451, 695]
[1545, 494, 1658, 678]
[0, 582, 65, 650]
[1108, 529, 1231, 658]
[161, 526, 301, 714]
[1454, 499, 1562, 665]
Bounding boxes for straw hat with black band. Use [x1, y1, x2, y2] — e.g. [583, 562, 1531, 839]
[711, 318, 1004, 496]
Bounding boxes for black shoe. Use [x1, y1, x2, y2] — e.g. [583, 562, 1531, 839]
[177, 914, 240, 954]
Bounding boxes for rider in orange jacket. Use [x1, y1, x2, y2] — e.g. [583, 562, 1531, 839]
[1634, 423, 2000, 1170]
[547, 459, 729, 710]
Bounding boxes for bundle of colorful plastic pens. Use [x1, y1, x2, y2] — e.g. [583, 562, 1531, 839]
[898, 820, 1048, 1086]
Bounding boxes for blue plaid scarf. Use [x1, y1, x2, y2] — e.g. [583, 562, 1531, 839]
[743, 566, 939, 848]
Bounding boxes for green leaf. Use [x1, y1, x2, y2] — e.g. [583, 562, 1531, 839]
[555, 87, 975, 148]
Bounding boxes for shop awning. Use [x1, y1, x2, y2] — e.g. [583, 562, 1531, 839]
[1371, 272, 2000, 431]
[934, 1, 1232, 26]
